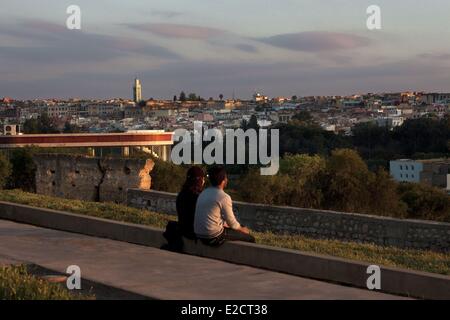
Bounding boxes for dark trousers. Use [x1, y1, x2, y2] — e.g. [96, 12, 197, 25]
[223, 227, 256, 243]
[200, 227, 256, 247]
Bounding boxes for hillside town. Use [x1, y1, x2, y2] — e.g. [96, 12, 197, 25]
[1, 81, 449, 134]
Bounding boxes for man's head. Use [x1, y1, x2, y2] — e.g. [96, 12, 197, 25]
[207, 166, 228, 189]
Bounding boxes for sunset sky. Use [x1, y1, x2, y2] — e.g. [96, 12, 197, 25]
[1, 0, 450, 99]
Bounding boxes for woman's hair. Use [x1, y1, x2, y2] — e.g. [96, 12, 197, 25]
[182, 166, 205, 194]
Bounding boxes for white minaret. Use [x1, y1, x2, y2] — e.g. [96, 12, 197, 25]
[133, 78, 142, 103]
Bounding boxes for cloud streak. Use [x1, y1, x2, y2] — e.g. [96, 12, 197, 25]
[0, 20, 181, 64]
[258, 31, 371, 52]
[126, 23, 226, 40]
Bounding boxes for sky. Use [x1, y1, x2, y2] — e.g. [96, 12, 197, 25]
[1, 0, 450, 100]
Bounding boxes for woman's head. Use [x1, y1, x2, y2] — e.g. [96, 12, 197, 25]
[182, 166, 205, 194]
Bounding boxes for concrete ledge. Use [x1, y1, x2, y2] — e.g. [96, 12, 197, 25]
[1, 201, 449, 300]
[127, 189, 450, 252]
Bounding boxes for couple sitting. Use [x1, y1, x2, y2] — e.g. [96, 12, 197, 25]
[176, 165, 255, 246]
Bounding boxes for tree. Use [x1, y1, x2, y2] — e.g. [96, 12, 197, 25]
[398, 182, 450, 222]
[0, 153, 11, 189]
[179, 91, 187, 102]
[367, 168, 407, 217]
[322, 149, 372, 213]
[219, 94, 224, 101]
[23, 113, 58, 134]
[150, 158, 187, 193]
[188, 93, 198, 101]
[291, 95, 298, 102]
[63, 121, 81, 133]
[291, 111, 317, 127]
[173, 95, 177, 102]
[8, 148, 36, 192]
[241, 115, 260, 131]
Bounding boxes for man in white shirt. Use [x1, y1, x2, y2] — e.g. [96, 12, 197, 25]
[194, 166, 255, 246]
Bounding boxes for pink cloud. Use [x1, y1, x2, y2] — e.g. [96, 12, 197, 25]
[128, 23, 226, 40]
[260, 31, 371, 52]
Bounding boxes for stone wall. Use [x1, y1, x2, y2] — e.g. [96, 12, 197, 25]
[34, 154, 154, 203]
[127, 189, 450, 252]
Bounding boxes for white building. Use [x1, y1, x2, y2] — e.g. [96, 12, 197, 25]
[376, 117, 404, 128]
[390, 160, 422, 183]
[390, 159, 450, 191]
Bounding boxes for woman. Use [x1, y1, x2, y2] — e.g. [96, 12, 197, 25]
[176, 166, 205, 240]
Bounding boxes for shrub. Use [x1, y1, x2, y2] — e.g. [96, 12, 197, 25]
[8, 148, 37, 192]
[0, 152, 11, 189]
[150, 158, 187, 193]
[398, 182, 450, 222]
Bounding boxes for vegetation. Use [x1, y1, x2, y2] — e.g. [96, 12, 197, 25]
[235, 150, 449, 222]
[0, 153, 11, 189]
[22, 113, 59, 134]
[0, 189, 174, 229]
[7, 149, 37, 192]
[0, 265, 91, 300]
[0, 190, 449, 276]
[150, 157, 188, 193]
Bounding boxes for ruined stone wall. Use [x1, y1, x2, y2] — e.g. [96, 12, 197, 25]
[34, 154, 154, 203]
[127, 189, 450, 252]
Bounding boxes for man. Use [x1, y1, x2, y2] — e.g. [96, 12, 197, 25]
[194, 166, 256, 246]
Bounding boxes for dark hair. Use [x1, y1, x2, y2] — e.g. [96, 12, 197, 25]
[208, 166, 227, 187]
[182, 166, 205, 194]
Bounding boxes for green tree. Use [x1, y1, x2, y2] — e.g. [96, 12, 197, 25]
[23, 114, 58, 134]
[8, 149, 37, 192]
[219, 94, 224, 101]
[241, 115, 260, 131]
[63, 121, 81, 133]
[0, 153, 11, 189]
[367, 168, 407, 217]
[188, 93, 198, 101]
[179, 91, 187, 102]
[280, 154, 325, 208]
[150, 158, 187, 193]
[291, 111, 317, 127]
[398, 182, 450, 222]
[322, 149, 372, 213]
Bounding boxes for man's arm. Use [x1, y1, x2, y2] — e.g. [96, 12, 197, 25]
[221, 195, 241, 231]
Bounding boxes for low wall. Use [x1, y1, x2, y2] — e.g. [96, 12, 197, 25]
[34, 154, 154, 204]
[0, 201, 449, 299]
[127, 189, 450, 252]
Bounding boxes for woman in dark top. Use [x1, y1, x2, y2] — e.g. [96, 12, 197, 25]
[176, 166, 205, 239]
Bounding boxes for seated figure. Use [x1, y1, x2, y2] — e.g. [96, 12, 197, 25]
[194, 166, 255, 246]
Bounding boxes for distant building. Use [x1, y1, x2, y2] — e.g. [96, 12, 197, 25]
[253, 92, 268, 103]
[133, 78, 142, 103]
[376, 117, 404, 129]
[390, 159, 450, 191]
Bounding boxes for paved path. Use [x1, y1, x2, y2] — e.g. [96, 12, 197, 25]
[0, 219, 407, 300]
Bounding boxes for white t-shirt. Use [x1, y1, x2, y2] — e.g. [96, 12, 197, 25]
[194, 187, 241, 239]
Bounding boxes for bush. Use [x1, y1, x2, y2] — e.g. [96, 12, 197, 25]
[398, 182, 450, 222]
[0, 153, 11, 189]
[8, 148, 37, 192]
[150, 158, 187, 193]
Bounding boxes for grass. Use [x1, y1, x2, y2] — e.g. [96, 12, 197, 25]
[0, 189, 449, 276]
[0, 265, 92, 300]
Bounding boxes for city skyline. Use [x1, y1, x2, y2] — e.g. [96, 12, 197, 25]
[1, 1, 450, 99]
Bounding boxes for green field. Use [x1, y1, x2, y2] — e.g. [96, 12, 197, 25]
[0, 189, 449, 276]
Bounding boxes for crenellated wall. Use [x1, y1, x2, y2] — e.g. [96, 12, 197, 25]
[127, 189, 450, 252]
[34, 154, 154, 203]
